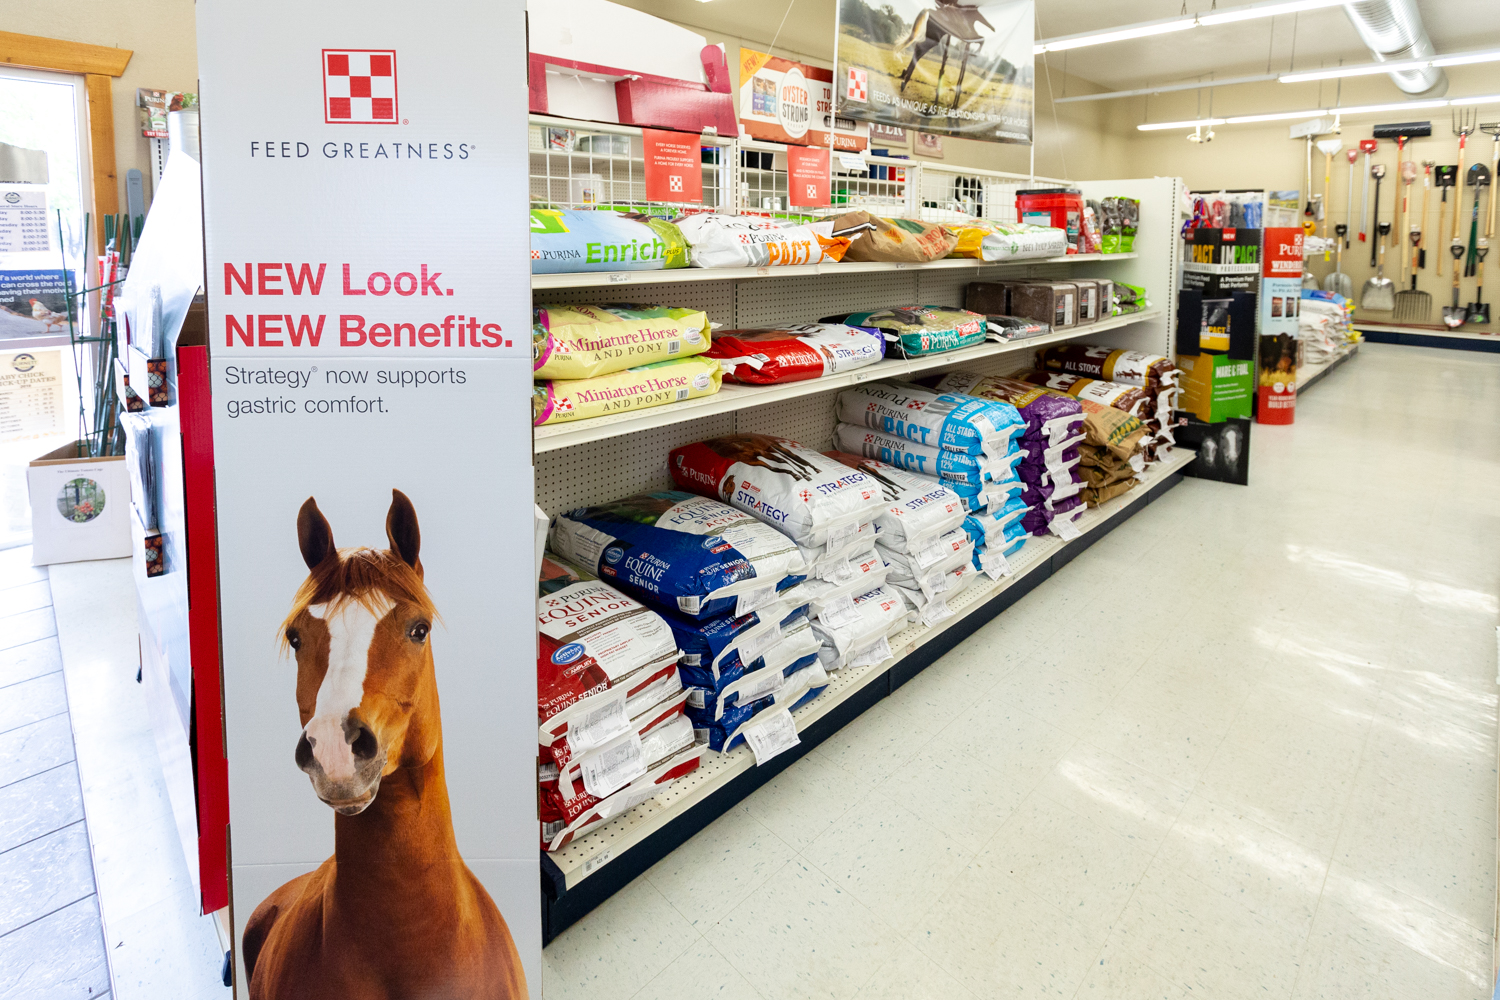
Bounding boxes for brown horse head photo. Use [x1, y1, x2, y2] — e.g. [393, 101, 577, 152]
[242, 489, 526, 1000]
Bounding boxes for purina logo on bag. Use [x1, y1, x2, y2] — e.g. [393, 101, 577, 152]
[322, 49, 399, 124]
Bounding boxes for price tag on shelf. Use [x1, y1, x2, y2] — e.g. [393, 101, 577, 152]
[742, 707, 800, 766]
[582, 850, 614, 875]
[608, 272, 631, 283]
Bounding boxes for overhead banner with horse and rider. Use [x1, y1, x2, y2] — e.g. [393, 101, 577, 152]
[196, 0, 540, 996]
[835, 0, 1034, 144]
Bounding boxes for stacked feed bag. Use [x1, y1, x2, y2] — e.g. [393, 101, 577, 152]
[1031, 345, 1180, 454]
[535, 555, 704, 852]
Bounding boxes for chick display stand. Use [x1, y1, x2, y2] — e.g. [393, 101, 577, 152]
[529, 115, 1192, 941]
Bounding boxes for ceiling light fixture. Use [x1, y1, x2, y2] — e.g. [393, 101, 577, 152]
[1137, 95, 1492, 131]
[1280, 47, 1500, 84]
[1035, 0, 1345, 55]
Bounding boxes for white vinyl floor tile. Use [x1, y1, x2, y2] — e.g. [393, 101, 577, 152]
[544, 344, 1498, 1000]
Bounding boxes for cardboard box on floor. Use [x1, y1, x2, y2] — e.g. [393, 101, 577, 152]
[28, 440, 131, 565]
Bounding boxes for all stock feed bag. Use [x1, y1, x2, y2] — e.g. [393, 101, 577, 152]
[549, 491, 806, 620]
[822, 451, 967, 550]
[533, 304, 712, 380]
[675, 215, 852, 268]
[1012, 369, 1155, 421]
[963, 496, 1029, 548]
[924, 371, 1083, 446]
[533, 355, 723, 426]
[828, 306, 986, 358]
[1036, 345, 1179, 388]
[835, 381, 1024, 456]
[705, 325, 885, 385]
[669, 434, 886, 547]
[530, 208, 689, 274]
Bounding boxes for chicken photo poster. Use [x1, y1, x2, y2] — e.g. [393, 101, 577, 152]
[195, 1, 538, 997]
[835, 0, 1035, 143]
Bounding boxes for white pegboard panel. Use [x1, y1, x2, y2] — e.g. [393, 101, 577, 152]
[533, 279, 736, 329]
[734, 383, 844, 452]
[531, 119, 734, 216]
[733, 270, 921, 327]
[913, 269, 974, 308]
[535, 412, 735, 515]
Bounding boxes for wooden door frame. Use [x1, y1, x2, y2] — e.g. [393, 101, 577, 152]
[1, 31, 134, 253]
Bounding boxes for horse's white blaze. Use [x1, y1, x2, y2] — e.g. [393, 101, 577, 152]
[305, 596, 393, 782]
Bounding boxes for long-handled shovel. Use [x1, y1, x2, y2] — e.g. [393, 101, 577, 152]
[1363, 222, 1396, 311]
[1416, 160, 1433, 268]
[1469, 238, 1491, 325]
[1358, 139, 1377, 247]
[1325, 223, 1354, 297]
[1370, 162, 1387, 267]
[1318, 138, 1342, 260]
[1436, 165, 1458, 276]
[1445, 242, 1468, 327]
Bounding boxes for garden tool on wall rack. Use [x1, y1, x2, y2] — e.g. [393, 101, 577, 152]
[1362, 222, 1395, 311]
[1318, 138, 1342, 260]
[1344, 149, 1357, 249]
[1436, 165, 1458, 275]
[1395, 136, 1413, 287]
[1465, 162, 1489, 277]
[1325, 225, 1354, 297]
[1304, 135, 1317, 237]
[1358, 139, 1377, 245]
[1450, 110, 1476, 275]
[1416, 160, 1433, 268]
[1469, 237, 1490, 325]
[1484, 123, 1500, 239]
[1445, 241, 1468, 327]
[1370, 160, 1386, 267]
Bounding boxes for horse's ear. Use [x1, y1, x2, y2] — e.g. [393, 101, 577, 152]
[297, 498, 336, 570]
[386, 489, 422, 575]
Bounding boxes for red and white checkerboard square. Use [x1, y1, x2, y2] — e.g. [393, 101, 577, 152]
[322, 49, 399, 124]
[846, 67, 867, 103]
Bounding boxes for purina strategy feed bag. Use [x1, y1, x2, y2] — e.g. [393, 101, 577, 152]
[822, 451, 967, 550]
[811, 585, 909, 670]
[835, 381, 1024, 457]
[705, 325, 885, 385]
[669, 435, 886, 547]
[533, 355, 723, 426]
[675, 215, 852, 268]
[550, 491, 806, 620]
[533, 304, 712, 380]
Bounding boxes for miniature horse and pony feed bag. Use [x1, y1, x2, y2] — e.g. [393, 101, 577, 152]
[533, 304, 712, 380]
[669, 435, 886, 548]
[549, 492, 806, 621]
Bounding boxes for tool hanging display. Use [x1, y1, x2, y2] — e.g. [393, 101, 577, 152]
[1358, 139, 1377, 245]
[1436, 165, 1458, 276]
[1470, 238, 1490, 325]
[1465, 162, 1488, 277]
[1363, 221, 1395, 311]
[1445, 241, 1468, 327]
[1416, 160, 1433, 269]
[1485, 123, 1500, 240]
[1370, 159, 1386, 268]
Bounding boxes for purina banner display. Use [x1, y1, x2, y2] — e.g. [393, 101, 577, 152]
[196, 2, 538, 998]
[834, 0, 1034, 143]
[1257, 227, 1302, 425]
[738, 48, 869, 151]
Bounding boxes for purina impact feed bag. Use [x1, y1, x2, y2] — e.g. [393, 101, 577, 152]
[835, 381, 1024, 457]
[675, 215, 852, 268]
[533, 304, 712, 380]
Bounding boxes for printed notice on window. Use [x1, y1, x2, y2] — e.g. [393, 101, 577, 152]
[0, 349, 63, 442]
[0, 191, 50, 254]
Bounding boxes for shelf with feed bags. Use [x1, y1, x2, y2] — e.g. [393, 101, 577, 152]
[539, 446, 1196, 938]
[533, 308, 1163, 453]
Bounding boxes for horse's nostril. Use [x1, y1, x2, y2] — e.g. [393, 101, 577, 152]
[350, 724, 378, 762]
[295, 733, 314, 770]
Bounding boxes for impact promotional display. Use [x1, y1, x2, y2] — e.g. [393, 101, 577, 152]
[196, 1, 539, 997]
[834, 0, 1034, 143]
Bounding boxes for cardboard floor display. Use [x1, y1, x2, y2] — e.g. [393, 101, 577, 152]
[196, 2, 539, 997]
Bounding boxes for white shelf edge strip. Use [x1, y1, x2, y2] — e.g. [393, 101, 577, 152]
[547, 447, 1196, 888]
[534, 309, 1165, 453]
[531, 253, 1138, 290]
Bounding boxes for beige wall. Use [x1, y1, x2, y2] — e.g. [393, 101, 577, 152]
[612, 0, 1134, 181]
[6, 0, 199, 212]
[1117, 65, 1498, 326]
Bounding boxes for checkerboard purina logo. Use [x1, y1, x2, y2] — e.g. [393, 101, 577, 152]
[322, 49, 399, 124]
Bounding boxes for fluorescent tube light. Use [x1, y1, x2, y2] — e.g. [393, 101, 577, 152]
[1197, 0, 1345, 26]
[1280, 47, 1500, 83]
[1335, 99, 1450, 115]
[1035, 17, 1195, 55]
[1222, 109, 1324, 124]
[1448, 93, 1500, 107]
[1037, 0, 1346, 55]
[1136, 118, 1225, 131]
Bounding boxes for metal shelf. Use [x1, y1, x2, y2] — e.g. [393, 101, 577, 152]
[530, 253, 1139, 291]
[543, 446, 1196, 891]
[533, 308, 1164, 452]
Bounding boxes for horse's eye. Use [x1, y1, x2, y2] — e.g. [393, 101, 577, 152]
[408, 623, 429, 643]
[286, 628, 301, 651]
